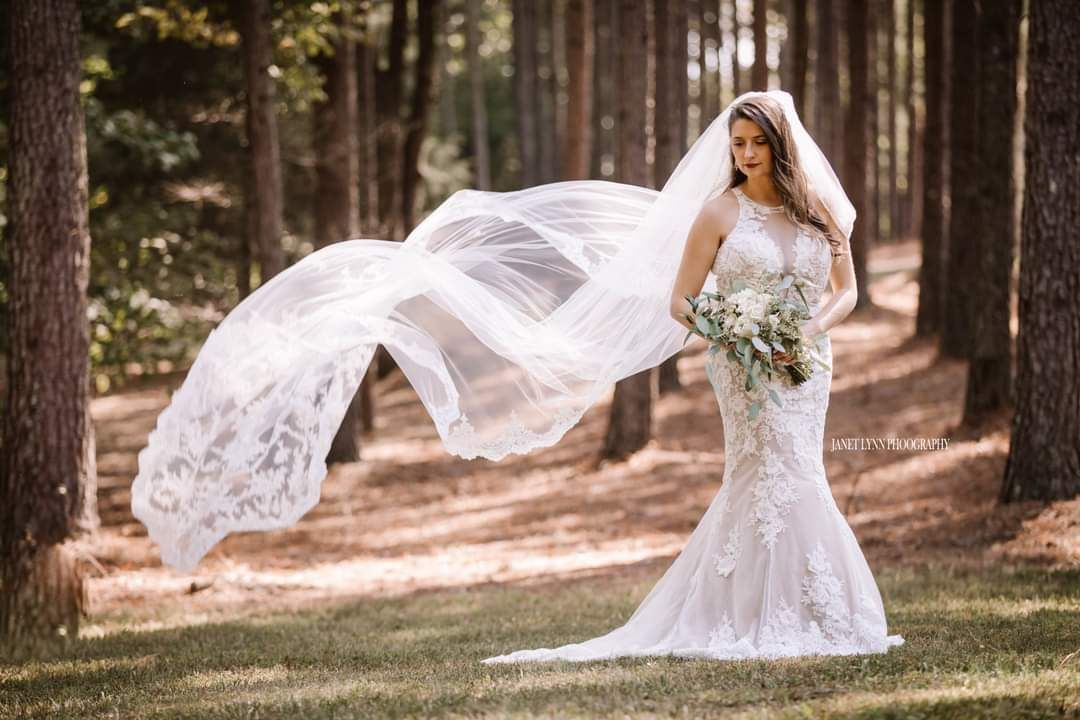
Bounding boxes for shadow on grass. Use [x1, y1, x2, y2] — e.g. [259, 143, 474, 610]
[3, 565, 1079, 719]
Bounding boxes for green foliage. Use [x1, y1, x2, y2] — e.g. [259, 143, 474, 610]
[0, 0, 522, 393]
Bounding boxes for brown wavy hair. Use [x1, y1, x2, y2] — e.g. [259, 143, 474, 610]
[725, 96, 844, 259]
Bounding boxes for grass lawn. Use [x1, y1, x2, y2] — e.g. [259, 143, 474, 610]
[2, 561, 1078, 719]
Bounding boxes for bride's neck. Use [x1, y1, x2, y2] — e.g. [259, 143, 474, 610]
[740, 177, 782, 205]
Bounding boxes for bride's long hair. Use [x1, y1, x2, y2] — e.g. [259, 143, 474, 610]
[726, 96, 844, 257]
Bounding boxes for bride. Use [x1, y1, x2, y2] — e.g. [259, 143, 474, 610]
[481, 93, 904, 663]
[130, 89, 904, 662]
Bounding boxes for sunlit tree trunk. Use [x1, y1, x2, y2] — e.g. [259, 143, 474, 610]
[1001, 0, 1080, 502]
[1, 0, 93, 659]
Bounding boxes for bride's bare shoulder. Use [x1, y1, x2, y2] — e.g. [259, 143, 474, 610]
[700, 188, 740, 243]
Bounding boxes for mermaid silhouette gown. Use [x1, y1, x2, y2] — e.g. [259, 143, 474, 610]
[481, 186, 905, 663]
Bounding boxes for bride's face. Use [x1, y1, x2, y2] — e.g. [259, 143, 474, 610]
[730, 118, 773, 177]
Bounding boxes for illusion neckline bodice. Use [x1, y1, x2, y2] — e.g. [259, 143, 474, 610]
[733, 185, 784, 212]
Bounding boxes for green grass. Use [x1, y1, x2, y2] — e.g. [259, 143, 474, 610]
[2, 563, 1079, 719]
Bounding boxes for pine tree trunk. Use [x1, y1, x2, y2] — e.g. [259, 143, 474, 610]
[751, 0, 768, 90]
[239, 0, 286, 282]
[312, 14, 366, 463]
[1, 0, 92, 659]
[604, 0, 653, 460]
[701, 1, 720, 124]
[844, 0, 871, 307]
[904, 0, 920, 239]
[814, 0, 839, 165]
[377, 0, 408, 238]
[591, 0, 615, 178]
[401, 0, 444, 234]
[916, 0, 947, 337]
[512, 0, 540, 187]
[466, 0, 492, 189]
[962, 0, 1020, 423]
[314, 29, 358, 249]
[536, 0, 559, 184]
[859, 0, 876, 255]
[1001, 0, 1080, 503]
[730, 0, 743, 97]
[656, 0, 688, 394]
[562, 0, 593, 180]
[886, 0, 899, 244]
[940, 0, 979, 359]
[790, 0, 809, 115]
[358, 28, 380, 234]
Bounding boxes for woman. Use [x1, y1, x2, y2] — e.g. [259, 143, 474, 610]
[481, 94, 904, 663]
[132, 90, 903, 661]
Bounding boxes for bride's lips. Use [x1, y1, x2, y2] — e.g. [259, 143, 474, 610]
[745, 162, 760, 168]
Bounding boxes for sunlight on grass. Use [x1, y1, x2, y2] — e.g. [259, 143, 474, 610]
[3, 563, 1079, 719]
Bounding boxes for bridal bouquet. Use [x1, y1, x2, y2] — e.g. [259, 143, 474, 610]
[682, 275, 829, 420]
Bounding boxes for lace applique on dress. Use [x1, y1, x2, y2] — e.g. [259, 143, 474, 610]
[801, 540, 852, 641]
[712, 522, 741, 578]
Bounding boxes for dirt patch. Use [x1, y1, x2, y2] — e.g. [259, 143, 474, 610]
[78, 238, 1079, 634]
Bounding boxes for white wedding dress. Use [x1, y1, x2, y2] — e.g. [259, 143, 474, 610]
[481, 186, 905, 663]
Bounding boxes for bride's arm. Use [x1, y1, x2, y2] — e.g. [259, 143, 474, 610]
[669, 202, 725, 331]
[804, 196, 857, 337]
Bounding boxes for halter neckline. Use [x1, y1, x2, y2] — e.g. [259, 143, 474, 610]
[734, 186, 784, 212]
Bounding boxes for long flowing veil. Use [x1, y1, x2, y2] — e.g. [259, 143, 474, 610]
[131, 89, 854, 571]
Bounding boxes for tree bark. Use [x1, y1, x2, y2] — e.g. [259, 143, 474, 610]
[813, 0, 838, 164]
[752, 0, 768, 90]
[536, 0, 559, 183]
[916, 0, 947, 337]
[357, 26, 379, 234]
[603, 0, 653, 460]
[864, 0, 879, 255]
[701, 1, 720, 124]
[377, 0, 408, 238]
[1001, 0, 1080, 502]
[656, 0, 687, 394]
[844, 0, 872, 306]
[512, 0, 540, 187]
[886, 0, 898, 243]
[904, 0, 921, 240]
[591, 0, 616, 178]
[314, 26, 358, 249]
[940, 0, 979, 359]
[963, 0, 1020, 423]
[466, 0, 492, 189]
[790, 0, 809, 117]
[562, 0, 593, 179]
[239, 0, 286, 282]
[1, 0, 92, 659]
[312, 13, 367, 463]
[401, 0, 444, 234]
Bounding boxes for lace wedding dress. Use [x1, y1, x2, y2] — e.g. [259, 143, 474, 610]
[481, 186, 905, 664]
